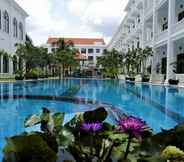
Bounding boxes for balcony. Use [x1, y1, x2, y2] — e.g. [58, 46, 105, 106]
[172, 19, 184, 36]
[155, 30, 168, 43]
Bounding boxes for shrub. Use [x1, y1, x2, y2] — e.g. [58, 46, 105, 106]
[162, 146, 184, 160]
[15, 70, 24, 80]
[25, 69, 40, 79]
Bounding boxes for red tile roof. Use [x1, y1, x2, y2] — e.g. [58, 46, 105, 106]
[47, 37, 105, 45]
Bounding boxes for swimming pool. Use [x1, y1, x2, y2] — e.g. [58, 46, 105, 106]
[0, 79, 184, 159]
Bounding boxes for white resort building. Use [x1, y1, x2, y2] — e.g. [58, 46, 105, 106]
[0, 0, 28, 76]
[108, 0, 184, 85]
[45, 37, 106, 70]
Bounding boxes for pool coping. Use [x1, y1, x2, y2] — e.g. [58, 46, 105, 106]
[0, 77, 184, 89]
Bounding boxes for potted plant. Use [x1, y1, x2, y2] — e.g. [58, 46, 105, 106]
[142, 74, 150, 82]
[125, 71, 135, 81]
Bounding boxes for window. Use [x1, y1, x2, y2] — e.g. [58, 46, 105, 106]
[51, 48, 56, 52]
[161, 57, 167, 74]
[133, 23, 135, 28]
[88, 49, 94, 53]
[13, 55, 18, 74]
[137, 41, 140, 48]
[96, 49, 100, 53]
[177, 54, 184, 73]
[137, 15, 140, 23]
[81, 48, 86, 54]
[3, 55, 9, 73]
[162, 22, 168, 31]
[88, 56, 93, 61]
[19, 22, 24, 40]
[13, 18, 18, 38]
[3, 11, 9, 33]
[178, 10, 184, 22]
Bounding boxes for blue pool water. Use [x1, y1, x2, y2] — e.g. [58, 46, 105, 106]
[0, 79, 184, 160]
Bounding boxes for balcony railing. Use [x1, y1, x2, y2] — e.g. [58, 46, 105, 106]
[155, 30, 168, 43]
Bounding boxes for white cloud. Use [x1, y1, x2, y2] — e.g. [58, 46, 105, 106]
[15, 0, 128, 45]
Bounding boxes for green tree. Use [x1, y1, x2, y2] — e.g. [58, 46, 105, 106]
[55, 38, 79, 78]
[124, 47, 153, 77]
[15, 43, 52, 74]
[137, 47, 153, 75]
[97, 49, 123, 79]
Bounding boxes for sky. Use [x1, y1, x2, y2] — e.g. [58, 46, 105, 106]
[15, 0, 129, 45]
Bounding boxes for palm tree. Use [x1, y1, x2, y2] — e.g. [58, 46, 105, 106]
[55, 38, 78, 78]
[97, 49, 123, 79]
[137, 47, 153, 75]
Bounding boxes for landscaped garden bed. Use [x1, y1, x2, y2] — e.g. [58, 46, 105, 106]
[2, 107, 184, 162]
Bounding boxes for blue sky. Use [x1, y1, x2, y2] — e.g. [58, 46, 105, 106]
[15, 0, 128, 45]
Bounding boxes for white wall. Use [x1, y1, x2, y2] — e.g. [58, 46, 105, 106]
[0, 0, 27, 55]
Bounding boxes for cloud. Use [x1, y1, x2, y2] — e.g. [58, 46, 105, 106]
[15, 0, 128, 45]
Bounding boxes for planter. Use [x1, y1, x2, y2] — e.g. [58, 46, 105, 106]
[25, 75, 38, 80]
[125, 77, 135, 81]
[168, 79, 179, 85]
[15, 76, 24, 80]
[142, 77, 150, 82]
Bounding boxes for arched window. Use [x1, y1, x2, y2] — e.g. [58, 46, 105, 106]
[13, 18, 18, 38]
[3, 11, 9, 33]
[3, 55, 9, 73]
[19, 22, 23, 40]
[13, 55, 18, 73]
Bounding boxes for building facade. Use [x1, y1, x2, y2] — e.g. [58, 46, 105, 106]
[46, 38, 106, 69]
[0, 0, 28, 76]
[108, 0, 184, 85]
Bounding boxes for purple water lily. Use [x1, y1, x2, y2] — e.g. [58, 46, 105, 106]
[81, 122, 102, 133]
[117, 116, 146, 140]
[117, 116, 147, 160]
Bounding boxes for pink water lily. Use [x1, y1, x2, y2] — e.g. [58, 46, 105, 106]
[81, 122, 102, 133]
[117, 116, 146, 140]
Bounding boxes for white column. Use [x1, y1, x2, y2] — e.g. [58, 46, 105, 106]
[166, 40, 175, 81]
[150, 0, 157, 81]
[9, 58, 13, 75]
[141, 0, 145, 49]
[165, 0, 176, 83]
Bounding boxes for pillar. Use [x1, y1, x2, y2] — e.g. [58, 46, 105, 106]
[150, 0, 157, 81]
[165, 0, 176, 83]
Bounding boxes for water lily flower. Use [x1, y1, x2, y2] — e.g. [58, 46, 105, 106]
[117, 116, 147, 160]
[117, 116, 146, 140]
[81, 122, 102, 133]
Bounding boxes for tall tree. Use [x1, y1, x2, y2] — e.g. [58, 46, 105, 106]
[97, 49, 123, 79]
[15, 43, 51, 73]
[55, 38, 78, 78]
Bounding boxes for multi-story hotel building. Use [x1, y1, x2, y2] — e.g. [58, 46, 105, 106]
[108, 0, 184, 84]
[46, 38, 106, 68]
[0, 0, 28, 76]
